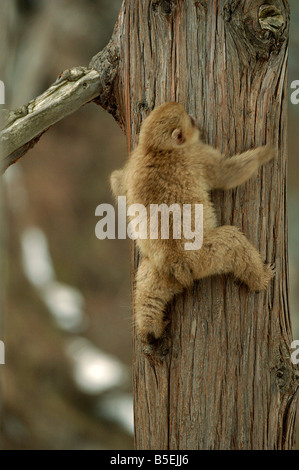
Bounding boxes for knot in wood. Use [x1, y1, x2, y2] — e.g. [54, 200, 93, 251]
[275, 363, 299, 395]
[137, 101, 149, 112]
[152, 0, 175, 16]
[259, 4, 284, 33]
[224, 0, 289, 60]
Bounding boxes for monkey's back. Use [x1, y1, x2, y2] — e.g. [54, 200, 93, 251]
[125, 146, 217, 268]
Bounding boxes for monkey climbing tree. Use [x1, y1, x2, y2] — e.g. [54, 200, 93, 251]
[1, 0, 298, 450]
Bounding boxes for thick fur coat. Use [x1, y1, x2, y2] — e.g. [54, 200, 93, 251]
[110, 102, 275, 355]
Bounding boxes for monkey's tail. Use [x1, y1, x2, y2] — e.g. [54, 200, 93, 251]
[134, 258, 185, 344]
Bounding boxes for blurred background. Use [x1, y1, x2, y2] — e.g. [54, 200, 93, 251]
[0, 0, 298, 450]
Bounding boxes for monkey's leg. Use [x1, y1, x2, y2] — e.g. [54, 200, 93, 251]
[187, 225, 274, 291]
[134, 258, 183, 352]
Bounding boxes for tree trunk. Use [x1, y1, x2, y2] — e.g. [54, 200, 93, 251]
[112, 0, 298, 450]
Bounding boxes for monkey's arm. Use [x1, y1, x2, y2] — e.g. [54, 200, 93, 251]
[110, 168, 127, 198]
[202, 145, 275, 190]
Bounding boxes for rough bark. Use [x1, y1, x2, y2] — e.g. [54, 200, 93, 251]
[106, 0, 298, 450]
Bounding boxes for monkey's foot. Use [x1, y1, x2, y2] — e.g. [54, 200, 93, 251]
[142, 329, 171, 362]
[245, 263, 276, 292]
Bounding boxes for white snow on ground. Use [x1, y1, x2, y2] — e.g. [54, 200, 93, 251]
[66, 337, 129, 395]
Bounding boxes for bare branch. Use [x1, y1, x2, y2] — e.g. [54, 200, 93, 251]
[1, 39, 120, 173]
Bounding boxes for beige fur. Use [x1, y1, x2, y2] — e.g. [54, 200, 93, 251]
[110, 102, 275, 356]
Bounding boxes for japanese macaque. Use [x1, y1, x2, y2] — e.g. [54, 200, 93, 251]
[110, 102, 275, 357]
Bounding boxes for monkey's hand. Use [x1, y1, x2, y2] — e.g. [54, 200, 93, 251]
[110, 169, 126, 198]
[257, 145, 276, 165]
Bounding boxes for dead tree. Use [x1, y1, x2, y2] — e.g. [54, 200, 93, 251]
[1, 0, 298, 450]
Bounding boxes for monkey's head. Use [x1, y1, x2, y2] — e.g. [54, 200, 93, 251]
[138, 102, 200, 152]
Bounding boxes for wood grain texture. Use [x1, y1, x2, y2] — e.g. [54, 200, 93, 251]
[113, 0, 298, 449]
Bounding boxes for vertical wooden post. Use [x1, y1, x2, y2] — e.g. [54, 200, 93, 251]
[112, 0, 298, 450]
[114, 0, 298, 450]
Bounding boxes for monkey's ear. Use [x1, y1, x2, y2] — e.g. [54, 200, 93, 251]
[171, 128, 185, 145]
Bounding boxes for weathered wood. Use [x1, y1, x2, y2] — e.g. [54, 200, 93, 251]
[109, 0, 298, 449]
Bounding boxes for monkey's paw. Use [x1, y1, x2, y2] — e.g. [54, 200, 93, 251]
[246, 263, 276, 292]
[142, 329, 171, 363]
[258, 145, 276, 165]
